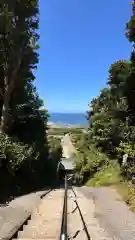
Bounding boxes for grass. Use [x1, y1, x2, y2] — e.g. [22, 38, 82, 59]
[128, 185, 135, 212]
[72, 132, 135, 212]
[48, 127, 83, 136]
[115, 182, 135, 212]
[114, 182, 129, 203]
[86, 164, 135, 212]
[86, 164, 121, 187]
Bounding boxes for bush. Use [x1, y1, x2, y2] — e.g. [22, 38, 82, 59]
[86, 162, 121, 187]
[0, 133, 42, 199]
[48, 136, 62, 180]
[74, 144, 110, 181]
[73, 133, 122, 185]
[0, 133, 35, 174]
[117, 141, 135, 180]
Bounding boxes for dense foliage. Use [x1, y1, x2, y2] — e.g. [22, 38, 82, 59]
[73, 1, 135, 184]
[0, 1, 58, 199]
[48, 136, 62, 180]
[48, 126, 83, 136]
[86, 1, 135, 181]
[72, 133, 111, 183]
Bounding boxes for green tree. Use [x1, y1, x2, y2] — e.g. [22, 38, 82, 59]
[88, 60, 130, 154]
[0, 0, 39, 133]
[0, 1, 57, 199]
[125, 0, 135, 123]
[74, 1, 135, 183]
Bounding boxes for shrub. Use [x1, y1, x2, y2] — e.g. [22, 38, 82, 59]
[0, 133, 35, 175]
[74, 144, 110, 181]
[86, 162, 121, 187]
[117, 141, 135, 180]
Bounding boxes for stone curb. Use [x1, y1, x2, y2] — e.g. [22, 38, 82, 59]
[0, 190, 48, 240]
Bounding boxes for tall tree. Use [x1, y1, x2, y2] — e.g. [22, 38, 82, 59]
[0, 0, 39, 133]
[88, 60, 130, 153]
[125, 0, 135, 123]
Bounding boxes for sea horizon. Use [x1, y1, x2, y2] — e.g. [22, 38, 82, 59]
[48, 112, 88, 126]
[48, 111, 86, 114]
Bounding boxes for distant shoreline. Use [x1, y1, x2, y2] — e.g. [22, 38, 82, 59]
[47, 121, 87, 129]
[48, 112, 88, 127]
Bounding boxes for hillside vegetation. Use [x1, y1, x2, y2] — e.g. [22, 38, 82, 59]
[73, 1, 135, 212]
[48, 125, 84, 136]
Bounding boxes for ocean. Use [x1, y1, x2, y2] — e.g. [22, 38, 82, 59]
[48, 113, 88, 126]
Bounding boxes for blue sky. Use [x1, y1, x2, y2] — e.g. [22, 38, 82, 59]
[36, 0, 132, 113]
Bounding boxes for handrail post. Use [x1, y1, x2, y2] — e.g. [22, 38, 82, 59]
[60, 174, 68, 240]
[64, 175, 67, 238]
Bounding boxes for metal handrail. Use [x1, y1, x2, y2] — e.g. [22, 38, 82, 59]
[60, 175, 67, 240]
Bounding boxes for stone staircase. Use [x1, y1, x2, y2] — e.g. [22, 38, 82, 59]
[13, 189, 64, 240]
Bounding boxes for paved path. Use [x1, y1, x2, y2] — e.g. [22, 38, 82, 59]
[17, 189, 64, 240]
[61, 134, 76, 158]
[79, 186, 135, 240]
[68, 188, 114, 240]
[0, 189, 49, 240]
[1, 185, 135, 240]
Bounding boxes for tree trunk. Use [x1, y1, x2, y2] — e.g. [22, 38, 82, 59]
[0, 88, 10, 133]
[0, 55, 22, 134]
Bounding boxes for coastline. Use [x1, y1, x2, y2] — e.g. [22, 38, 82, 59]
[48, 112, 88, 127]
[47, 121, 87, 129]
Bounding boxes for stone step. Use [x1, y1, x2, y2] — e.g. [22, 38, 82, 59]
[14, 239, 57, 240]
[17, 189, 64, 239]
